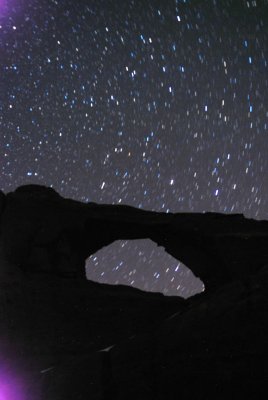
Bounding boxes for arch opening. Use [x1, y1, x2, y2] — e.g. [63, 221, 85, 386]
[86, 239, 204, 298]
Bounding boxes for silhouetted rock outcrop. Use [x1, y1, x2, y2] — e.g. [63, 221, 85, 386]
[0, 184, 267, 399]
[0, 189, 5, 216]
[1, 184, 268, 288]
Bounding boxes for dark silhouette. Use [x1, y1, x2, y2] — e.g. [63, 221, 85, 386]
[0, 184, 267, 399]
[1, 184, 268, 289]
[100, 348, 118, 400]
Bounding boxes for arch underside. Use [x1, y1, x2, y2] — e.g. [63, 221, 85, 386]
[86, 238, 204, 298]
[1, 186, 268, 292]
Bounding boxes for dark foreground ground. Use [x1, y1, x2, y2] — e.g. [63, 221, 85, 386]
[0, 185, 267, 399]
[0, 269, 267, 400]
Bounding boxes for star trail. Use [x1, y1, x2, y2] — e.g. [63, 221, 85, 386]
[1, 0, 267, 297]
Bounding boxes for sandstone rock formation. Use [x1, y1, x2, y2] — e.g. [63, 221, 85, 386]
[1, 184, 268, 288]
[0, 184, 267, 399]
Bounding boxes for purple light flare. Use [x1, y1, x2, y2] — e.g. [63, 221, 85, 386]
[0, 0, 8, 16]
[0, 0, 7, 9]
[0, 370, 26, 400]
[0, 0, 17, 18]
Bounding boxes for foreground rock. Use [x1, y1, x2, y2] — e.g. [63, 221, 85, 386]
[0, 184, 267, 399]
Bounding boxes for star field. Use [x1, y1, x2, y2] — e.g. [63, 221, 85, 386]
[1, 0, 268, 297]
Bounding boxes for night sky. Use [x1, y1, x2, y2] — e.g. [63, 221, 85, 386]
[1, 0, 268, 297]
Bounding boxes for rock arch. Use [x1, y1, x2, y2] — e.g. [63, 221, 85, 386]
[1, 185, 268, 292]
[86, 238, 204, 297]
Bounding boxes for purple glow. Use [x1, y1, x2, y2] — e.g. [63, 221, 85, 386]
[0, 382, 17, 400]
[0, 371, 26, 400]
[0, 0, 6, 9]
[0, 1, 7, 16]
[0, 0, 11, 17]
